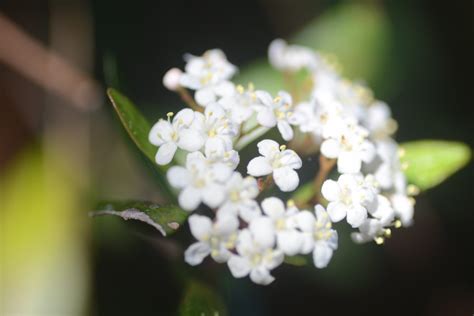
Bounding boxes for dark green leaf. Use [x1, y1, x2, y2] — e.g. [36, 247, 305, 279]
[90, 201, 188, 236]
[401, 140, 471, 190]
[178, 279, 227, 316]
[106, 88, 174, 199]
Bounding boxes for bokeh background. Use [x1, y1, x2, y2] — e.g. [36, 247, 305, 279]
[1, 0, 473, 315]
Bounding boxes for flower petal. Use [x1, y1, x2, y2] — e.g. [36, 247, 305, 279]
[273, 167, 299, 192]
[294, 210, 316, 233]
[256, 107, 277, 127]
[312, 242, 333, 268]
[228, 255, 251, 278]
[188, 214, 213, 240]
[250, 267, 275, 285]
[247, 157, 272, 177]
[178, 129, 204, 151]
[321, 179, 340, 202]
[327, 201, 347, 222]
[178, 186, 202, 211]
[277, 230, 303, 256]
[346, 204, 368, 228]
[149, 120, 173, 145]
[257, 139, 280, 157]
[167, 166, 191, 188]
[195, 87, 216, 105]
[214, 214, 239, 236]
[261, 197, 285, 218]
[184, 242, 211, 266]
[155, 142, 178, 165]
[277, 121, 294, 141]
[320, 139, 340, 159]
[249, 216, 275, 248]
[337, 151, 361, 173]
[202, 183, 226, 208]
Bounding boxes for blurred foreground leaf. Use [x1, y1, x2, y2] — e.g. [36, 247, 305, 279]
[401, 140, 471, 190]
[292, 181, 314, 208]
[91, 201, 188, 236]
[178, 280, 227, 316]
[107, 88, 174, 199]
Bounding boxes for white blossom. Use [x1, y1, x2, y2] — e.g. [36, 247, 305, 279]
[294, 205, 338, 268]
[218, 83, 260, 125]
[254, 90, 295, 141]
[321, 173, 378, 228]
[149, 109, 203, 165]
[227, 228, 283, 285]
[218, 172, 261, 222]
[247, 139, 302, 192]
[162, 67, 183, 91]
[268, 39, 318, 71]
[167, 152, 232, 211]
[185, 214, 239, 265]
[179, 49, 237, 106]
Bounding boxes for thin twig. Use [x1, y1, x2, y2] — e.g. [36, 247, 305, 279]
[312, 155, 336, 204]
[177, 87, 202, 112]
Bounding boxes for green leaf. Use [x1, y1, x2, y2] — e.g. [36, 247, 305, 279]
[401, 140, 471, 190]
[284, 255, 308, 266]
[233, 59, 284, 95]
[106, 88, 174, 199]
[291, 181, 314, 208]
[178, 279, 227, 316]
[90, 201, 188, 236]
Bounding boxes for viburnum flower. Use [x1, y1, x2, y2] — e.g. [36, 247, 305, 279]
[185, 214, 239, 265]
[204, 142, 240, 170]
[218, 83, 260, 125]
[254, 90, 295, 141]
[167, 151, 232, 211]
[362, 101, 397, 140]
[227, 228, 283, 285]
[390, 190, 415, 227]
[294, 205, 338, 268]
[148, 109, 203, 165]
[320, 121, 376, 173]
[268, 39, 318, 71]
[260, 197, 303, 256]
[179, 49, 237, 106]
[218, 172, 261, 222]
[247, 139, 302, 192]
[321, 173, 378, 228]
[192, 103, 239, 154]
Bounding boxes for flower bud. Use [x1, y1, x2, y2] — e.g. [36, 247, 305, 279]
[163, 68, 182, 91]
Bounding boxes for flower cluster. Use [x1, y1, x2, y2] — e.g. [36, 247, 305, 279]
[149, 41, 416, 285]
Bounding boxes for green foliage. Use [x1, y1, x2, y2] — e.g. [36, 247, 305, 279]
[291, 181, 314, 208]
[178, 280, 228, 316]
[107, 88, 174, 199]
[91, 201, 188, 236]
[284, 255, 308, 266]
[401, 140, 471, 190]
[233, 59, 284, 95]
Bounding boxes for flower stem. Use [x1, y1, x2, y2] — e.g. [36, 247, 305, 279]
[312, 155, 336, 204]
[177, 87, 202, 112]
[258, 175, 273, 192]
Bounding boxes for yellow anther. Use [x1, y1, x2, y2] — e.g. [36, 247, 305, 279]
[384, 228, 392, 238]
[273, 96, 282, 103]
[401, 162, 409, 170]
[236, 84, 245, 94]
[211, 249, 219, 258]
[398, 147, 406, 158]
[394, 220, 402, 228]
[287, 199, 295, 207]
[279, 145, 286, 151]
[167, 112, 174, 117]
[325, 222, 332, 229]
[409, 197, 416, 206]
[375, 237, 385, 245]
[248, 82, 254, 91]
[407, 184, 420, 196]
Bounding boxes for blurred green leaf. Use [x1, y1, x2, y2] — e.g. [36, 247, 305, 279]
[107, 88, 174, 198]
[284, 255, 308, 266]
[91, 201, 188, 236]
[178, 279, 227, 316]
[234, 59, 283, 95]
[291, 181, 314, 208]
[401, 140, 471, 190]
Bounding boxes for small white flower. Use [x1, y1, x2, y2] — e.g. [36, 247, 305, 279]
[185, 214, 239, 265]
[192, 103, 239, 154]
[167, 151, 232, 211]
[227, 228, 283, 285]
[179, 49, 237, 106]
[149, 109, 204, 165]
[321, 173, 378, 228]
[390, 193, 414, 227]
[362, 101, 397, 139]
[260, 197, 303, 256]
[218, 83, 260, 125]
[320, 122, 376, 174]
[204, 143, 240, 170]
[218, 172, 261, 222]
[247, 139, 302, 192]
[254, 90, 295, 141]
[294, 205, 338, 268]
[162, 67, 183, 91]
[268, 39, 318, 72]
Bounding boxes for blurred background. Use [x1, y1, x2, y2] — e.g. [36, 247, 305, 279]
[0, 0, 472, 315]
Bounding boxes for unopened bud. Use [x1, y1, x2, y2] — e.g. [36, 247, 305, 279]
[163, 68, 182, 91]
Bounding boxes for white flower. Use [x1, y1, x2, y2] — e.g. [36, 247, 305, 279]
[162, 67, 183, 91]
[247, 139, 302, 192]
[167, 152, 232, 211]
[254, 90, 295, 141]
[218, 172, 261, 222]
[149, 109, 204, 165]
[218, 83, 260, 125]
[192, 103, 238, 154]
[268, 39, 318, 71]
[185, 214, 239, 265]
[179, 49, 237, 106]
[260, 197, 303, 256]
[294, 205, 338, 268]
[204, 143, 240, 170]
[362, 101, 397, 139]
[390, 193, 414, 227]
[227, 228, 283, 285]
[320, 121, 376, 173]
[321, 174, 378, 228]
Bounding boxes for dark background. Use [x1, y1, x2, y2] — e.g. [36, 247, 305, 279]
[1, 0, 473, 315]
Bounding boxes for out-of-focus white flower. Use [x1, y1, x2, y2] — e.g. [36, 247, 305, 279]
[268, 39, 318, 72]
[321, 174, 378, 228]
[218, 173, 261, 222]
[149, 109, 204, 165]
[294, 205, 338, 268]
[179, 49, 237, 106]
[218, 83, 260, 124]
[390, 193, 415, 227]
[320, 122, 376, 173]
[185, 214, 239, 265]
[227, 228, 283, 285]
[204, 143, 240, 170]
[254, 90, 295, 141]
[260, 197, 303, 256]
[192, 103, 238, 154]
[362, 101, 397, 139]
[247, 139, 302, 192]
[167, 152, 232, 211]
[163, 67, 183, 91]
